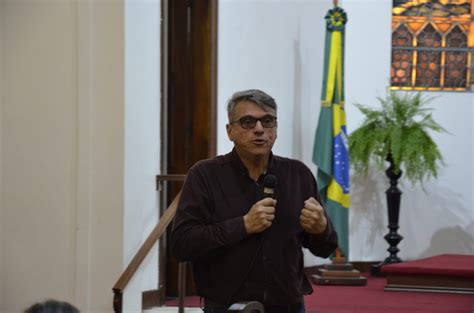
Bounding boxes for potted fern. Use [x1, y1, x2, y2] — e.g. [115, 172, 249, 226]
[348, 91, 446, 275]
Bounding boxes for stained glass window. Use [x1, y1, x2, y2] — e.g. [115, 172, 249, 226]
[391, 0, 473, 91]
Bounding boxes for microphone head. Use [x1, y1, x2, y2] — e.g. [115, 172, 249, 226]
[263, 174, 277, 189]
[263, 174, 277, 198]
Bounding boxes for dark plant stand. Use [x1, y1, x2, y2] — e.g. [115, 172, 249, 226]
[371, 154, 404, 276]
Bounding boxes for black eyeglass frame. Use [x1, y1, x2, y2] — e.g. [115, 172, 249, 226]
[229, 114, 278, 129]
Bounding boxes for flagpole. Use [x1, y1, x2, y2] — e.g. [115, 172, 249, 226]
[312, 1, 366, 287]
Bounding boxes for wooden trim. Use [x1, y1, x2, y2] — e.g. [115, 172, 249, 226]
[157, 174, 187, 184]
[386, 273, 474, 289]
[113, 290, 122, 313]
[351, 261, 380, 273]
[385, 284, 474, 294]
[208, 0, 218, 157]
[160, 0, 169, 176]
[142, 289, 162, 310]
[163, 0, 218, 297]
[159, 0, 170, 303]
[112, 191, 181, 294]
[157, 174, 186, 304]
[304, 261, 379, 276]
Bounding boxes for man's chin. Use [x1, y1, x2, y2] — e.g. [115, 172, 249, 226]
[249, 148, 272, 157]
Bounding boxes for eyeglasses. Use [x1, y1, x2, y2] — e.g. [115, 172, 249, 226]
[230, 114, 277, 129]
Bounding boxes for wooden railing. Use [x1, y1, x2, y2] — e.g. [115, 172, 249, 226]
[112, 175, 264, 313]
[112, 174, 186, 313]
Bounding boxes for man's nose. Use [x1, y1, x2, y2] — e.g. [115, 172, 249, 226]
[254, 120, 264, 131]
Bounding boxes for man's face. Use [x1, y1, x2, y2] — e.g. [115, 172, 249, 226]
[226, 100, 277, 160]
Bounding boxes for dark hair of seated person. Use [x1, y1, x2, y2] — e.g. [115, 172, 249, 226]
[24, 299, 79, 313]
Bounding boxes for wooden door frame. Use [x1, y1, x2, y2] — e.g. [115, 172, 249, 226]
[158, 0, 218, 302]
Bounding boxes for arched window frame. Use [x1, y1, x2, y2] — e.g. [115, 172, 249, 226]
[391, 3, 473, 92]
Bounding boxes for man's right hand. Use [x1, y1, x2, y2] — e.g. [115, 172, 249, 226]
[243, 198, 276, 234]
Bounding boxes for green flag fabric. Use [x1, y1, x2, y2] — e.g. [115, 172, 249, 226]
[312, 6, 350, 258]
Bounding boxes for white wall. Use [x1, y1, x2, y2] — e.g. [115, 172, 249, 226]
[218, 0, 474, 263]
[2, 1, 79, 310]
[0, 1, 126, 313]
[1, 0, 163, 312]
[77, 2, 125, 312]
[218, 0, 332, 161]
[123, 0, 161, 312]
[344, 0, 473, 261]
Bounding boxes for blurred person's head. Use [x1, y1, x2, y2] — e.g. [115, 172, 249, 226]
[24, 299, 79, 313]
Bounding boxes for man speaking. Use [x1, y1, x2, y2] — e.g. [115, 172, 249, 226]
[171, 89, 338, 313]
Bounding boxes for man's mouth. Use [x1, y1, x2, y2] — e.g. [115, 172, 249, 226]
[253, 139, 267, 145]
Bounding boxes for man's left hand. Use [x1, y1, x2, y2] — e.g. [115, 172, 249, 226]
[299, 197, 327, 235]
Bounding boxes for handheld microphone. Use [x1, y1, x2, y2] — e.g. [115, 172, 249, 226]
[262, 174, 277, 199]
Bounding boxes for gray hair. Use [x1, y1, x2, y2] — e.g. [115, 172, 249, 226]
[24, 300, 80, 313]
[226, 89, 277, 121]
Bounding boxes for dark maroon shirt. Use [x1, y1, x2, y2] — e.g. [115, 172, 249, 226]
[170, 149, 338, 306]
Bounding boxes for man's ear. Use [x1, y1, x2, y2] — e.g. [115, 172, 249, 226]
[226, 124, 234, 142]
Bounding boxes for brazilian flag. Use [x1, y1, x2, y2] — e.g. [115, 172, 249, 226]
[312, 6, 349, 258]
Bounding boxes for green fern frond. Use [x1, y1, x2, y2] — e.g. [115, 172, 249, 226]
[349, 91, 446, 185]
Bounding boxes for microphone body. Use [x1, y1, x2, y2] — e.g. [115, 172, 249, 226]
[262, 174, 277, 199]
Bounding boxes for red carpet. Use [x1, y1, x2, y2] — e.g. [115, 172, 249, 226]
[165, 275, 474, 313]
[381, 254, 474, 277]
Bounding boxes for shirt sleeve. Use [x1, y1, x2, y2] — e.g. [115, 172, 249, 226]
[301, 163, 339, 257]
[303, 214, 338, 258]
[170, 165, 249, 262]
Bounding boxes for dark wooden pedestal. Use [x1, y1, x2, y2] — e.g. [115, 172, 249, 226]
[371, 154, 404, 276]
[312, 257, 367, 286]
